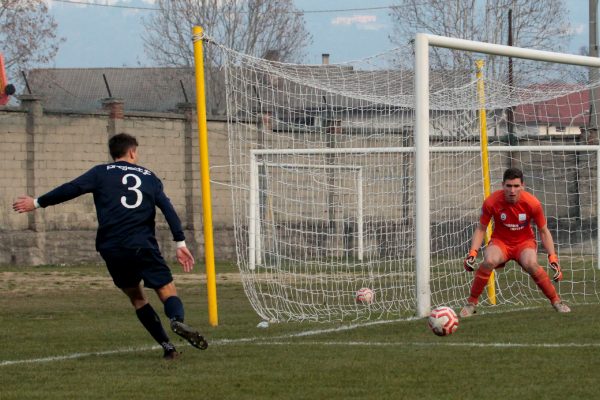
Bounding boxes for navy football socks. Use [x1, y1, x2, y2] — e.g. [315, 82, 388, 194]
[164, 296, 185, 322]
[135, 303, 170, 345]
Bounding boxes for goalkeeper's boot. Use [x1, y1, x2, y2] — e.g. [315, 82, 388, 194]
[161, 342, 180, 360]
[171, 320, 208, 350]
[459, 303, 477, 318]
[552, 302, 571, 313]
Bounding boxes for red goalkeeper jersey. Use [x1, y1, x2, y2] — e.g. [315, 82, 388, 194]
[479, 190, 547, 246]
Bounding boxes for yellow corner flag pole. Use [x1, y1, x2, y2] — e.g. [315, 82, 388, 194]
[476, 60, 496, 305]
[193, 26, 218, 326]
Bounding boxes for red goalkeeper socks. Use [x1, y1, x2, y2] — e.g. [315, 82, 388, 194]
[467, 267, 493, 305]
[532, 267, 560, 304]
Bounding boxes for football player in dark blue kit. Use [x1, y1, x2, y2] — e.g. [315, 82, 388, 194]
[13, 133, 207, 359]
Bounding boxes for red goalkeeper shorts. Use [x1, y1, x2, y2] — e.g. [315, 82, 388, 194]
[488, 238, 537, 269]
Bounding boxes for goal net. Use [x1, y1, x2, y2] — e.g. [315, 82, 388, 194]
[219, 35, 600, 322]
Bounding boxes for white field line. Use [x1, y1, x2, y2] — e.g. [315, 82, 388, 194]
[3, 338, 599, 367]
[0, 346, 159, 366]
[2, 304, 598, 367]
[0, 318, 410, 367]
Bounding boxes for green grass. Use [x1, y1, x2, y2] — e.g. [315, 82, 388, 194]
[1, 263, 600, 400]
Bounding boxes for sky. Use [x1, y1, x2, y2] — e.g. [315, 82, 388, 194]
[43, 0, 591, 68]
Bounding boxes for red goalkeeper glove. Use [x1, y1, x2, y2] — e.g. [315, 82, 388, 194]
[548, 254, 563, 282]
[463, 249, 478, 272]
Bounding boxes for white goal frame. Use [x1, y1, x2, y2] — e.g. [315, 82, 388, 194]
[414, 33, 600, 317]
[249, 148, 374, 270]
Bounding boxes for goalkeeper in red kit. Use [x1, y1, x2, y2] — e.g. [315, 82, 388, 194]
[460, 167, 571, 318]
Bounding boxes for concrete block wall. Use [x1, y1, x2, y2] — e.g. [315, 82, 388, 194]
[0, 99, 236, 266]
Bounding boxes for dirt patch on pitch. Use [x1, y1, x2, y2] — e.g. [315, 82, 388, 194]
[0, 270, 243, 294]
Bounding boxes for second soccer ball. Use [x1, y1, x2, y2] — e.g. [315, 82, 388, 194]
[356, 287, 374, 304]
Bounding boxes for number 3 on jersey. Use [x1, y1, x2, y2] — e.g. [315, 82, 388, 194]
[121, 173, 143, 209]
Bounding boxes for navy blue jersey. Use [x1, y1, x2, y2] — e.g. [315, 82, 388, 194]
[37, 161, 184, 251]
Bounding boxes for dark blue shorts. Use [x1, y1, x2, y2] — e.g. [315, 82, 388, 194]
[99, 248, 173, 289]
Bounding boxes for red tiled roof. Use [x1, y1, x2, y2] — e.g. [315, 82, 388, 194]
[514, 84, 590, 125]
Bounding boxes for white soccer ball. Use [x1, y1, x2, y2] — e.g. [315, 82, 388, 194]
[428, 306, 459, 336]
[355, 287, 374, 304]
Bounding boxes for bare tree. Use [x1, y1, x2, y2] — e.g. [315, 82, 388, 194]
[142, 0, 312, 112]
[389, 0, 572, 82]
[0, 0, 63, 83]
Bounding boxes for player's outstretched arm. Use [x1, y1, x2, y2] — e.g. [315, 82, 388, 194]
[12, 195, 37, 213]
[176, 246, 195, 273]
[14, 168, 97, 213]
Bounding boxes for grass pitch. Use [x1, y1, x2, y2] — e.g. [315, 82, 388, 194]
[1, 263, 600, 400]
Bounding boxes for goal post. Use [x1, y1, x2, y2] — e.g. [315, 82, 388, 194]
[414, 33, 600, 317]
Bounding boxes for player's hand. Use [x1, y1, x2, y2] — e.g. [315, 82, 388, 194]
[12, 195, 35, 213]
[463, 249, 478, 271]
[177, 247, 195, 272]
[548, 254, 562, 282]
